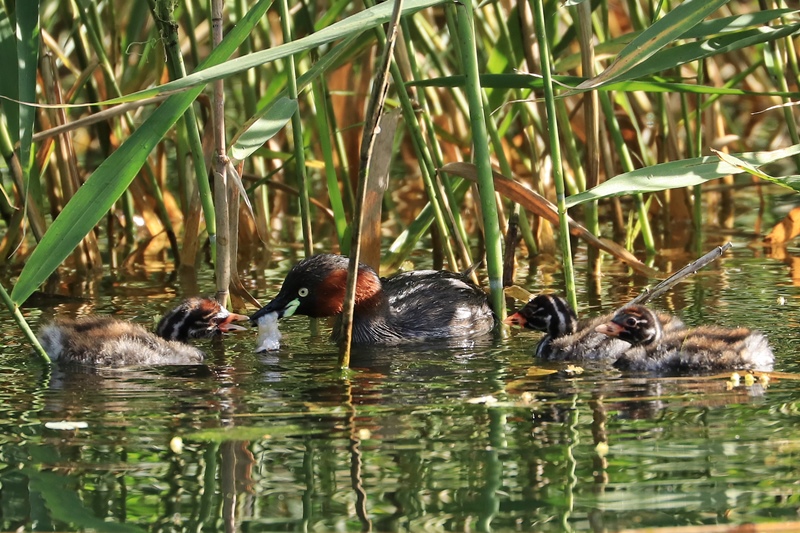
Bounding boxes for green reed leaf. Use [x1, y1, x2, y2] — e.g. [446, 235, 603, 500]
[102, 0, 450, 105]
[577, 0, 728, 89]
[622, 23, 800, 82]
[230, 96, 298, 161]
[0, 11, 19, 145]
[10, 0, 274, 306]
[411, 73, 800, 98]
[566, 144, 800, 207]
[15, 0, 39, 175]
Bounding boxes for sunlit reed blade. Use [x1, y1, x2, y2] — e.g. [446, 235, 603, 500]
[339, 0, 405, 368]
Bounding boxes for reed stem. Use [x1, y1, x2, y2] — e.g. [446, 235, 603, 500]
[598, 91, 655, 255]
[576, 0, 599, 241]
[693, 62, 704, 251]
[312, 79, 348, 249]
[148, 0, 216, 262]
[338, 0, 404, 368]
[363, 0, 459, 270]
[279, 0, 314, 258]
[211, 0, 231, 305]
[454, 0, 505, 320]
[0, 116, 46, 241]
[531, 0, 576, 310]
[400, 16, 473, 271]
[0, 282, 50, 364]
[75, 0, 180, 261]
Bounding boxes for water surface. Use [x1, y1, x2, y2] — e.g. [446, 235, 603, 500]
[1, 238, 800, 532]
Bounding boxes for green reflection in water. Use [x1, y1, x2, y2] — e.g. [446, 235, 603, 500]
[0, 244, 799, 531]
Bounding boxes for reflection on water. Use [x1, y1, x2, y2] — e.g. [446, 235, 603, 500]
[1, 244, 800, 531]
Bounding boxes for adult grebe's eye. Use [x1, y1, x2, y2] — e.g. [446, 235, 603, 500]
[298, 287, 309, 297]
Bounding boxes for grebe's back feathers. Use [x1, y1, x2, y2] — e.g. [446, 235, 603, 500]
[253, 254, 495, 345]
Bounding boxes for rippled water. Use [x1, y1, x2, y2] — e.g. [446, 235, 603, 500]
[2, 237, 800, 531]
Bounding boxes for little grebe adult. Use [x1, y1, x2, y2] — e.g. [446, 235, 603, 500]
[595, 304, 774, 372]
[38, 297, 249, 367]
[250, 254, 495, 344]
[505, 294, 684, 361]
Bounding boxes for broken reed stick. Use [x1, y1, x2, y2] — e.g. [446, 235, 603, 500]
[628, 242, 733, 307]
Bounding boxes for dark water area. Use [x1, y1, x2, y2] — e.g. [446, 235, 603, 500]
[2, 225, 800, 531]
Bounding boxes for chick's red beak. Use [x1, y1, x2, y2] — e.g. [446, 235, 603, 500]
[504, 311, 527, 327]
[216, 311, 250, 333]
[595, 321, 625, 337]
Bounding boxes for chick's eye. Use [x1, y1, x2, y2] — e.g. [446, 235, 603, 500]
[298, 287, 309, 297]
[625, 317, 638, 327]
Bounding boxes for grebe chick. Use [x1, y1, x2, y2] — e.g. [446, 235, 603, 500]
[505, 294, 684, 361]
[38, 297, 248, 367]
[595, 304, 774, 373]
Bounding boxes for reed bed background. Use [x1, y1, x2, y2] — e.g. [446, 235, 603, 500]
[1, 0, 799, 340]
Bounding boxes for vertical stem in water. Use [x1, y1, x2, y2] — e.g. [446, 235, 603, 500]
[363, 0, 459, 270]
[598, 91, 655, 256]
[279, 0, 313, 258]
[148, 0, 216, 263]
[576, 0, 600, 274]
[400, 15, 473, 271]
[338, 0, 404, 368]
[80, 0, 179, 262]
[454, 1, 505, 319]
[693, 62, 705, 252]
[0, 91, 46, 241]
[311, 79, 348, 249]
[211, 0, 230, 304]
[531, 0, 576, 309]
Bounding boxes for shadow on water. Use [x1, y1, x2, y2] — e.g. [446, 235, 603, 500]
[2, 242, 800, 531]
